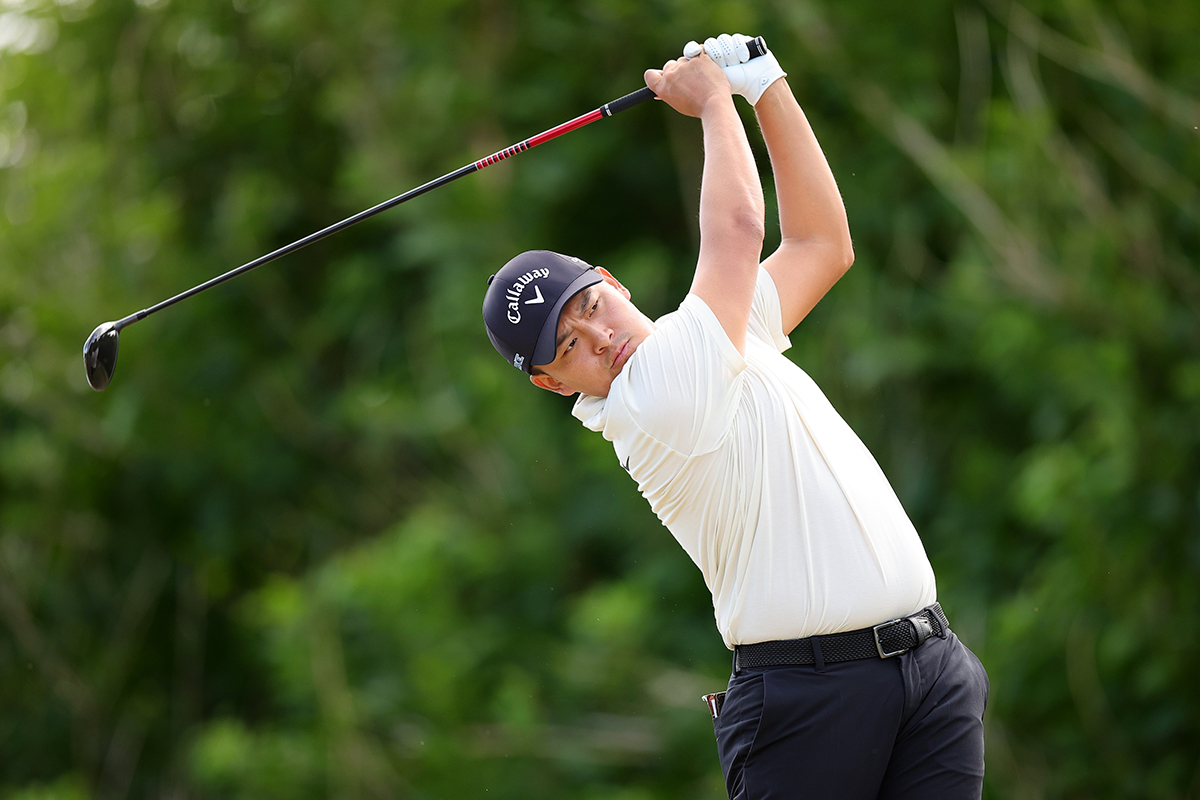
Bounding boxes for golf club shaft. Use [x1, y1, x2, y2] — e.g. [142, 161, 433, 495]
[115, 86, 658, 330]
[112, 35, 768, 330]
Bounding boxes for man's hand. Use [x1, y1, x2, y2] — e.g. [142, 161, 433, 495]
[686, 33, 787, 106]
[643, 54, 732, 119]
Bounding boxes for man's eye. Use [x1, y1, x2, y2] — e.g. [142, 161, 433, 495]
[565, 338, 576, 353]
[590, 301, 598, 315]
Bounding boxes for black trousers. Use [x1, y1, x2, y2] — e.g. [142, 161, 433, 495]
[714, 630, 988, 800]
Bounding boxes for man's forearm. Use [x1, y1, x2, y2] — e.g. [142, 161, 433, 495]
[756, 80, 851, 251]
[699, 98, 766, 257]
[756, 80, 853, 333]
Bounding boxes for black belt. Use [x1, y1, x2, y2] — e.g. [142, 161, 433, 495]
[734, 603, 949, 671]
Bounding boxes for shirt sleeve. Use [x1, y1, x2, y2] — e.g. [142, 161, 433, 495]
[748, 268, 792, 354]
[616, 293, 746, 457]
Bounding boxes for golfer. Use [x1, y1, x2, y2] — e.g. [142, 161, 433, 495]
[482, 34, 988, 799]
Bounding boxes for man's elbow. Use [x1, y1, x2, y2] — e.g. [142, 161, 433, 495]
[702, 201, 766, 260]
[823, 226, 853, 275]
[838, 237, 855, 274]
[732, 205, 767, 251]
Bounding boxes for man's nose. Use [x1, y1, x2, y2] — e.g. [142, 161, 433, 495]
[583, 320, 613, 350]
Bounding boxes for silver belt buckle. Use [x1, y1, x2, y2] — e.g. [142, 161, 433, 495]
[872, 618, 908, 658]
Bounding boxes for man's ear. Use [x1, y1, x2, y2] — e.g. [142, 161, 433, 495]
[530, 372, 578, 397]
[595, 267, 631, 300]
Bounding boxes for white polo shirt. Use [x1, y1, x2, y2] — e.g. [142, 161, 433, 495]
[573, 269, 936, 648]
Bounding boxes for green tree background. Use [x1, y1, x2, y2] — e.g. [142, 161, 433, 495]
[1, 0, 1198, 797]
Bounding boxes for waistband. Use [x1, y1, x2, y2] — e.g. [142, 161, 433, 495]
[734, 603, 949, 672]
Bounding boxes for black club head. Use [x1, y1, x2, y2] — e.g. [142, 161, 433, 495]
[83, 322, 120, 391]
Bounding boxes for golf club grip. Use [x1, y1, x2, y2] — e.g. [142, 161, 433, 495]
[601, 36, 767, 116]
[601, 87, 655, 117]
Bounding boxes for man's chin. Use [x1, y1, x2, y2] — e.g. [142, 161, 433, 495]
[578, 380, 614, 400]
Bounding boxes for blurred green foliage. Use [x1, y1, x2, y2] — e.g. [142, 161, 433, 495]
[1, 0, 1198, 797]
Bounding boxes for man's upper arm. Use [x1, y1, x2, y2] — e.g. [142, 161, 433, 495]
[761, 237, 854, 336]
[690, 215, 766, 353]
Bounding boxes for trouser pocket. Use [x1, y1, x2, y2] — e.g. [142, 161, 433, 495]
[714, 672, 765, 800]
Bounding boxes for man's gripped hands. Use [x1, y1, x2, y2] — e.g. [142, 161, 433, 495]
[643, 53, 733, 119]
[690, 34, 787, 107]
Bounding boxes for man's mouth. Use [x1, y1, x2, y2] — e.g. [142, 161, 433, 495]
[611, 336, 631, 371]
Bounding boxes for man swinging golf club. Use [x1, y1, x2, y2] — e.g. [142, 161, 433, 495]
[482, 34, 988, 799]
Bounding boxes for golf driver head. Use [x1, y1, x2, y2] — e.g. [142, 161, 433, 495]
[83, 322, 120, 391]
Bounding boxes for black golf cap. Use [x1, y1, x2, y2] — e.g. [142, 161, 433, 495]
[483, 250, 604, 374]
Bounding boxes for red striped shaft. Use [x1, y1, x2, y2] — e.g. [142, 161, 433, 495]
[474, 109, 605, 170]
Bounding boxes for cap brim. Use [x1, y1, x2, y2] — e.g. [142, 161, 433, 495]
[530, 269, 604, 369]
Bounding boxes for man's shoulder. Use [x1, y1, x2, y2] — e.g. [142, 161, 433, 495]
[594, 297, 745, 455]
[571, 303, 698, 434]
[659, 273, 791, 355]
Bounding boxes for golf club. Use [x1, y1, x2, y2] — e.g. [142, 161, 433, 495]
[84, 37, 768, 391]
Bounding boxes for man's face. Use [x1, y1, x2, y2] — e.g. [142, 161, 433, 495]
[529, 268, 655, 398]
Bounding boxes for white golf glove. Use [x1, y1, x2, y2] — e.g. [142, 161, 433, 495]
[683, 33, 786, 106]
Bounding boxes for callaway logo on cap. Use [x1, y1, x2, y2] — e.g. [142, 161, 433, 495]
[482, 251, 604, 374]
